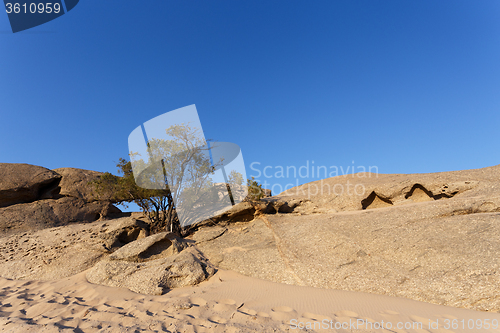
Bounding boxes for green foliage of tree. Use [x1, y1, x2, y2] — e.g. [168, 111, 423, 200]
[246, 176, 266, 201]
[92, 157, 179, 234]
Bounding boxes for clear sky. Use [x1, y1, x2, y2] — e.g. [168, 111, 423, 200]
[1, 1, 499, 197]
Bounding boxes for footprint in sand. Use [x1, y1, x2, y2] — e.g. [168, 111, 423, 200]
[334, 310, 359, 318]
[271, 306, 298, 322]
[439, 314, 458, 320]
[37, 303, 70, 318]
[105, 300, 125, 310]
[74, 285, 90, 294]
[173, 313, 192, 320]
[208, 315, 227, 324]
[380, 309, 402, 321]
[213, 302, 234, 312]
[24, 302, 52, 318]
[189, 297, 207, 307]
[381, 310, 399, 315]
[333, 310, 360, 328]
[409, 315, 431, 324]
[213, 299, 237, 312]
[35, 315, 54, 326]
[47, 295, 68, 304]
[272, 306, 294, 312]
[239, 307, 257, 316]
[218, 299, 236, 305]
[39, 284, 55, 291]
[302, 312, 332, 321]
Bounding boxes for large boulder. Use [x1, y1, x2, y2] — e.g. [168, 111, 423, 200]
[87, 234, 215, 295]
[53, 167, 106, 202]
[0, 164, 128, 237]
[254, 199, 301, 214]
[108, 232, 187, 261]
[0, 197, 121, 235]
[0, 163, 61, 207]
[98, 218, 150, 251]
[182, 199, 301, 236]
[182, 201, 256, 235]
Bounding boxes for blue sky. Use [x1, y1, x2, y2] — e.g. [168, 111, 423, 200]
[1, 0, 499, 198]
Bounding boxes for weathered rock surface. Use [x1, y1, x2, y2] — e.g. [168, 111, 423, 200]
[0, 197, 121, 236]
[0, 217, 149, 280]
[255, 198, 301, 214]
[53, 167, 105, 202]
[191, 220, 299, 286]
[0, 164, 123, 236]
[214, 201, 256, 223]
[278, 164, 500, 214]
[0, 163, 61, 207]
[0, 214, 214, 294]
[183, 199, 301, 236]
[87, 240, 214, 295]
[108, 231, 187, 261]
[183, 201, 255, 235]
[98, 217, 150, 251]
[192, 164, 500, 312]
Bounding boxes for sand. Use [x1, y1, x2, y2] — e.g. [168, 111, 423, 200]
[1, 268, 499, 333]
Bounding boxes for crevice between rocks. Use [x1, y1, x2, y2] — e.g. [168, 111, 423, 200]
[362, 183, 463, 210]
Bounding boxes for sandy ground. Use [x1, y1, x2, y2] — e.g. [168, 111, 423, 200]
[1, 269, 499, 333]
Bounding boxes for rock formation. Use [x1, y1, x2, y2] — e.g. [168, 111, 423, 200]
[1, 163, 499, 309]
[0, 163, 61, 207]
[54, 167, 110, 202]
[87, 242, 215, 294]
[0, 164, 123, 236]
[189, 164, 500, 311]
[0, 217, 215, 294]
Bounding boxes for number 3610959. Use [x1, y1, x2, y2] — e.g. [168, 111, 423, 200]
[5, 3, 62, 14]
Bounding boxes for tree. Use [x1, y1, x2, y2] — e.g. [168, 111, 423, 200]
[93, 123, 270, 235]
[92, 158, 180, 234]
[92, 123, 221, 234]
[246, 176, 266, 201]
[228, 170, 244, 186]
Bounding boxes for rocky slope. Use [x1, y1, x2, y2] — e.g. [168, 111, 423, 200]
[190, 164, 500, 311]
[1, 163, 499, 311]
[0, 216, 216, 294]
